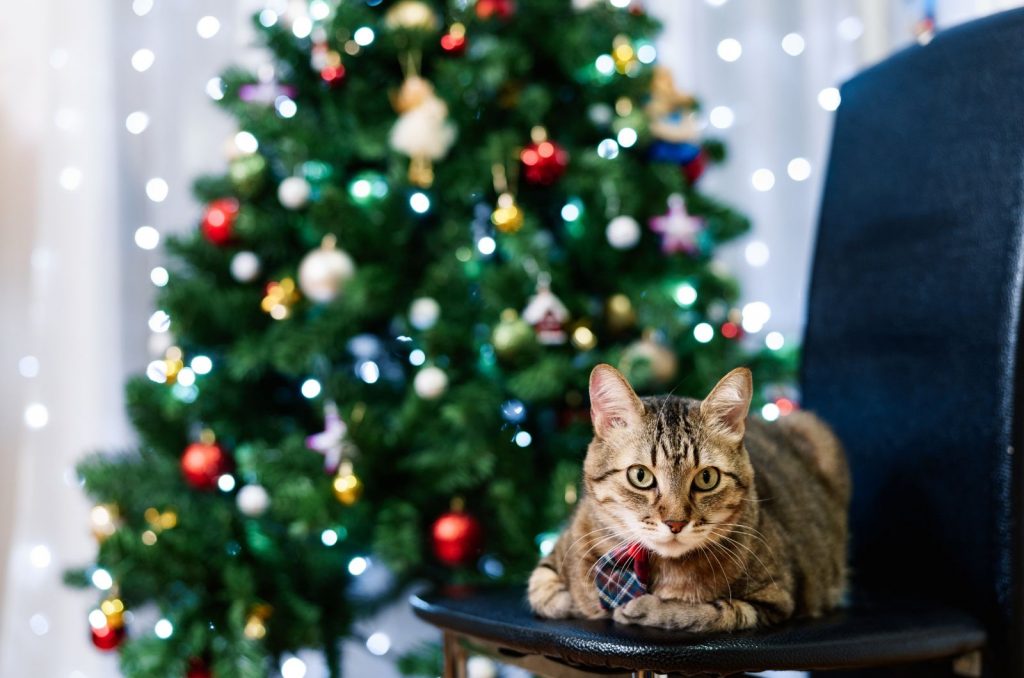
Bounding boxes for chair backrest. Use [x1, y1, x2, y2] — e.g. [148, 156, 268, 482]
[801, 9, 1024, 673]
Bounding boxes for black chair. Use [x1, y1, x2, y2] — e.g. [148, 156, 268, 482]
[412, 8, 1024, 676]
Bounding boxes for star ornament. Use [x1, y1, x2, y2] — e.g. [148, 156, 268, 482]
[305, 401, 353, 473]
[649, 193, 703, 255]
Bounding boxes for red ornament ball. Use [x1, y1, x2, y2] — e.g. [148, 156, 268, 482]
[320, 64, 346, 86]
[187, 659, 213, 678]
[683, 149, 708, 185]
[181, 442, 231, 490]
[521, 140, 569, 185]
[476, 0, 515, 20]
[91, 624, 125, 651]
[431, 510, 483, 567]
[440, 25, 467, 55]
[201, 198, 239, 246]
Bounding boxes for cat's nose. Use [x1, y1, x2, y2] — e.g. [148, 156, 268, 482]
[663, 519, 688, 534]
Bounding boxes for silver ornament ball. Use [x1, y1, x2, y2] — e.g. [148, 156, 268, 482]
[278, 176, 311, 209]
[236, 484, 270, 517]
[413, 366, 448, 399]
[298, 236, 356, 303]
[409, 297, 441, 331]
[230, 251, 262, 282]
[606, 215, 641, 249]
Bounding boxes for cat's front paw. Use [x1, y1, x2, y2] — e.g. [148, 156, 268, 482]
[528, 565, 575, 619]
[612, 594, 664, 625]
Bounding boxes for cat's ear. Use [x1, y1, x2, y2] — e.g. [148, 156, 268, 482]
[701, 367, 753, 442]
[589, 364, 644, 438]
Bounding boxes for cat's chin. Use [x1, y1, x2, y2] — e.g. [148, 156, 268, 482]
[648, 537, 703, 559]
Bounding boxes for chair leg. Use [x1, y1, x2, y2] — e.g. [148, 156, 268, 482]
[442, 631, 467, 678]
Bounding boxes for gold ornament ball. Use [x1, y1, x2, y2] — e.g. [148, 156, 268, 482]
[491, 309, 534, 360]
[491, 192, 524, 234]
[570, 323, 597, 351]
[298, 235, 356, 304]
[606, 294, 636, 332]
[384, 0, 439, 31]
[101, 597, 126, 630]
[333, 469, 363, 506]
[619, 335, 678, 390]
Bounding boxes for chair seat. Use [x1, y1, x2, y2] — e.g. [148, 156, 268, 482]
[410, 585, 986, 675]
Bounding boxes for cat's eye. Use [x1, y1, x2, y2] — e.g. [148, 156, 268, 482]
[626, 465, 656, 489]
[693, 467, 720, 491]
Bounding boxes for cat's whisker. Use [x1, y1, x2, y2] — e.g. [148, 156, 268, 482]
[584, 536, 632, 583]
[703, 532, 748, 579]
[699, 543, 731, 602]
[562, 526, 622, 560]
[707, 527, 777, 589]
[712, 522, 780, 562]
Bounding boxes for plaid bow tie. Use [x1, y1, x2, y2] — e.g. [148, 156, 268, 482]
[594, 542, 651, 610]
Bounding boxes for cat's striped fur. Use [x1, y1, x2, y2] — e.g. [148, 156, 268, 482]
[528, 364, 849, 630]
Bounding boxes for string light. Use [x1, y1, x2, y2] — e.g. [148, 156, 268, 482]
[281, 657, 307, 678]
[18, 356, 40, 378]
[310, 0, 331, 20]
[154, 619, 173, 639]
[217, 474, 236, 492]
[196, 16, 220, 39]
[91, 568, 113, 590]
[59, 167, 82, 191]
[29, 614, 49, 636]
[477, 237, 496, 255]
[409, 349, 426, 366]
[24, 404, 49, 430]
[595, 55, 615, 75]
[561, 204, 580, 221]
[751, 169, 775, 191]
[125, 111, 149, 134]
[717, 38, 742, 62]
[741, 301, 772, 333]
[190, 356, 213, 374]
[234, 131, 258, 154]
[150, 267, 169, 287]
[321, 529, 338, 546]
[132, 0, 153, 16]
[781, 32, 805, 56]
[358, 361, 380, 384]
[838, 16, 864, 41]
[275, 96, 297, 118]
[347, 557, 368, 576]
[616, 127, 638, 147]
[134, 225, 160, 250]
[709, 106, 734, 129]
[259, 9, 278, 27]
[762, 403, 781, 421]
[745, 241, 770, 267]
[176, 367, 196, 387]
[301, 379, 322, 399]
[29, 545, 51, 569]
[514, 431, 532, 447]
[131, 48, 155, 72]
[636, 44, 657, 64]
[366, 632, 391, 656]
[597, 139, 619, 159]
[674, 282, 698, 307]
[409, 192, 431, 213]
[354, 27, 375, 46]
[206, 77, 225, 100]
[787, 157, 811, 181]
[818, 87, 841, 111]
[148, 310, 170, 333]
[693, 323, 714, 343]
[145, 178, 168, 202]
[766, 331, 785, 350]
[292, 16, 313, 39]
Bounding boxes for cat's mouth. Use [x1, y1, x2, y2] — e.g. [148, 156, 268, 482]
[646, 531, 707, 558]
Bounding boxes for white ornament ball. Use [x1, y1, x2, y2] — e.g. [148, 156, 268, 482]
[236, 484, 270, 517]
[466, 656, 498, 678]
[230, 251, 262, 282]
[606, 215, 641, 250]
[278, 176, 312, 210]
[298, 238, 356, 303]
[414, 366, 448, 400]
[409, 297, 441, 331]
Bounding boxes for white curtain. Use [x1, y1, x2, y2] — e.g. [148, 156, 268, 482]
[0, 0, 1018, 675]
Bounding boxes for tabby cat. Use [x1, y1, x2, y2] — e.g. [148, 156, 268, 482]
[528, 364, 849, 630]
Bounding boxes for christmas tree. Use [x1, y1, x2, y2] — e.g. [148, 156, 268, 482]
[67, 0, 794, 675]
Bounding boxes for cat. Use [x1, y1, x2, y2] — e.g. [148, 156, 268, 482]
[528, 364, 849, 630]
